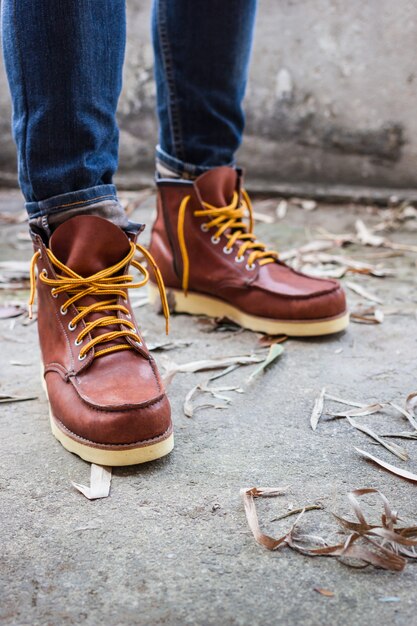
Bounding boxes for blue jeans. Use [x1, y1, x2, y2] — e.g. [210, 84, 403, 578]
[1, 0, 257, 221]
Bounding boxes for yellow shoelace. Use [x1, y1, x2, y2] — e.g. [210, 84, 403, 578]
[177, 188, 279, 294]
[29, 241, 169, 361]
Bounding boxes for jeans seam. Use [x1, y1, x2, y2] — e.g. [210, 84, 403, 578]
[12, 0, 35, 201]
[156, 0, 185, 161]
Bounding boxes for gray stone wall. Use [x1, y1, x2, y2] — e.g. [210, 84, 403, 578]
[1, 0, 417, 195]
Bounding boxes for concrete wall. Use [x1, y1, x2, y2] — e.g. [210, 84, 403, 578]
[1, 0, 417, 195]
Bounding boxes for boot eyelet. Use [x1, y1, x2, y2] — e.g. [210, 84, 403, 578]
[245, 263, 256, 271]
[235, 256, 245, 263]
[200, 223, 209, 232]
[60, 305, 68, 316]
[51, 289, 58, 298]
[136, 340, 143, 347]
[126, 313, 131, 320]
[78, 353, 87, 361]
[74, 338, 83, 346]
[68, 321, 77, 331]
[223, 246, 233, 255]
[211, 236, 220, 245]
[40, 269, 48, 278]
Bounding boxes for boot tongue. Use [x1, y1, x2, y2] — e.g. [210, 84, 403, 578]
[194, 166, 238, 207]
[50, 215, 131, 276]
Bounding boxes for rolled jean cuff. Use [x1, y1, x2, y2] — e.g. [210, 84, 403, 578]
[25, 184, 118, 219]
[155, 145, 235, 179]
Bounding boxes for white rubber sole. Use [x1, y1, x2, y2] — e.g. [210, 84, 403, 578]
[149, 284, 349, 337]
[41, 372, 174, 466]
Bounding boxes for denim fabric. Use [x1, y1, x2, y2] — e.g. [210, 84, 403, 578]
[1, 0, 257, 217]
[153, 0, 257, 178]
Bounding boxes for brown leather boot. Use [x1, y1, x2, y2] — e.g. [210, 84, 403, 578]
[148, 167, 348, 336]
[29, 215, 173, 466]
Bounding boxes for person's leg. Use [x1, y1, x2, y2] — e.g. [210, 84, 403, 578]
[1, 1, 173, 465]
[1, 0, 127, 231]
[152, 0, 257, 178]
[149, 0, 349, 336]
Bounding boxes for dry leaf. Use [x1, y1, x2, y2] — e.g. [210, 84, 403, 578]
[355, 220, 386, 247]
[382, 432, 417, 440]
[310, 387, 326, 431]
[252, 210, 275, 224]
[345, 281, 383, 305]
[324, 393, 365, 408]
[257, 334, 288, 348]
[356, 448, 417, 482]
[390, 401, 417, 431]
[276, 200, 288, 220]
[161, 353, 265, 386]
[241, 486, 416, 571]
[347, 418, 409, 461]
[351, 306, 384, 324]
[0, 304, 27, 319]
[0, 210, 27, 224]
[314, 588, 334, 597]
[330, 403, 387, 418]
[406, 392, 417, 416]
[72, 464, 112, 500]
[183, 382, 243, 417]
[0, 394, 37, 404]
[240, 487, 292, 550]
[246, 343, 284, 382]
[147, 339, 191, 352]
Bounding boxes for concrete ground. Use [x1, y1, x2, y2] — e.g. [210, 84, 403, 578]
[1, 188, 417, 626]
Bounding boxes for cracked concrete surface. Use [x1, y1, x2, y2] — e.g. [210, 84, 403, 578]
[1, 188, 417, 625]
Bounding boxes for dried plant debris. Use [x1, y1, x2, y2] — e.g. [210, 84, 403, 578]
[347, 418, 408, 461]
[72, 464, 112, 500]
[314, 588, 334, 597]
[271, 503, 323, 522]
[241, 487, 417, 571]
[197, 316, 243, 333]
[0, 303, 27, 319]
[350, 305, 384, 324]
[257, 334, 288, 348]
[310, 392, 417, 451]
[345, 281, 383, 305]
[406, 392, 417, 416]
[147, 339, 191, 352]
[310, 387, 326, 431]
[0, 210, 27, 225]
[356, 449, 417, 482]
[160, 352, 265, 386]
[246, 343, 284, 382]
[183, 382, 243, 418]
[0, 261, 30, 289]
[0, 394, 37, 404]
[329, 403, 388, 418]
